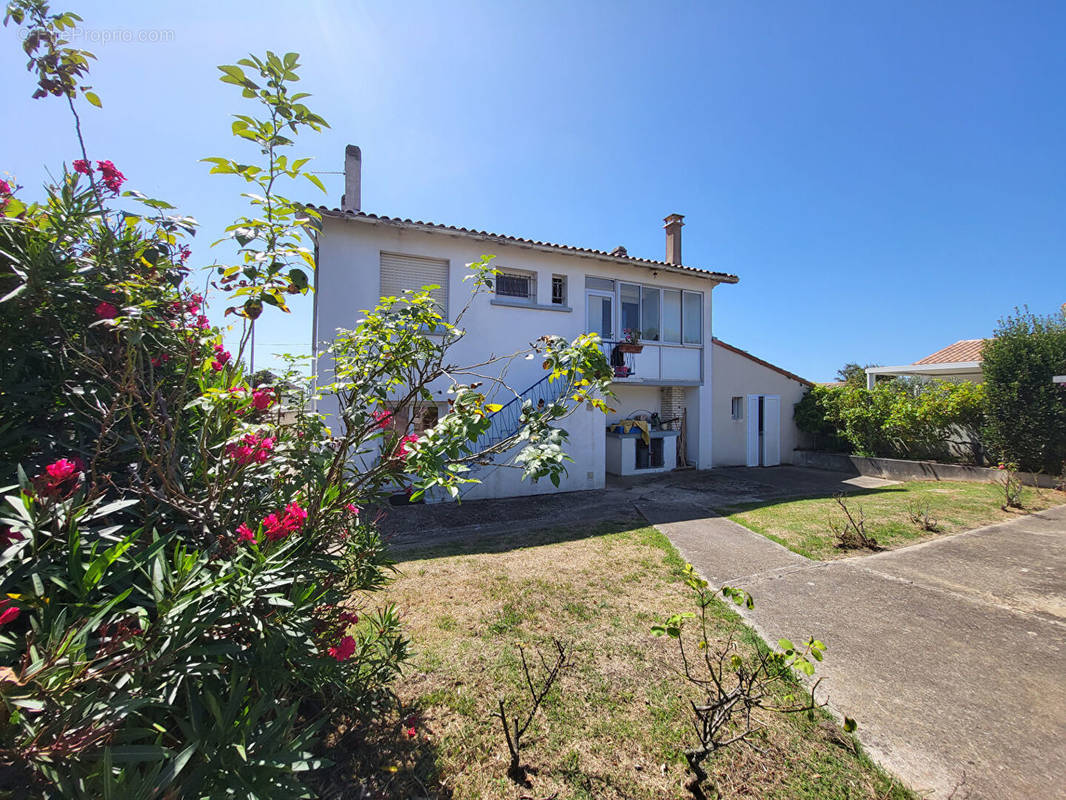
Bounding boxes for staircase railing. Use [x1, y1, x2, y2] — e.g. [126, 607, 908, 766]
[457, 372, 572, 496]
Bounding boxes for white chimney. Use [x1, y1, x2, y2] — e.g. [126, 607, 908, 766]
[664, 213, 684, 265]
[342, 144, 361, 212]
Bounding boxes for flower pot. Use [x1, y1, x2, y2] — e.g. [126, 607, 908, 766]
[617, 343, 643, 354]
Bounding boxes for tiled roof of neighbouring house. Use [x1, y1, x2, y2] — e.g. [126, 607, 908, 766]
[313, 206, 740, 284]
[914, 339, 987, 365]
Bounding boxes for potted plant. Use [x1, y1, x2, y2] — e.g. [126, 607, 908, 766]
[617, 328, 643, 353]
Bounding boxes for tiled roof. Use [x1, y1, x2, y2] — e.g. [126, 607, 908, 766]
[712, 338, 813, 386]
[313, 207, 740, 284]
[914, 339, 986, 365]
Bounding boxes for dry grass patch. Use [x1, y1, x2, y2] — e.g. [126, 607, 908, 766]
[338, 523, 913, 799]
[722, 481, 1065, 560]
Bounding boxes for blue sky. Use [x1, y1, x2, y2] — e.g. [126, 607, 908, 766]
[3, 0, 1064, 382]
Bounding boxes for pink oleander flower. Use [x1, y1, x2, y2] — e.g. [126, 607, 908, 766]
[37, 457, 83, 497]
[339, 610, 359, 625]
[0, 528, 23, 547]
[194, 315, 210, 330]
[235, 523, 256, 544]
[251, 389, 274, 411]
[178, 245, 191, 263]
[404, 714, 418, 738]
[0, 600, 18, 626]
[345, 503, 360, 517]
[372, 408, 392, 429]
[72, 159, 92, 176]
[95, 301, 118, 320]
[95, 160, 125, 193]
[226, 433, 275, 466]
[261, 501, 307, 542]
[328, 635, 356, 661]
[0, 179, 10, 196]
[395, 434, 419, 459]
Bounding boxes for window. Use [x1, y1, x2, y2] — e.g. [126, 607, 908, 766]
[551, 274, 567, 306]
[585, 276, 615, 291]
[731, 396, 744, 420]
[620, 283, 641, 338]
[380, 252, 449, 315]
[641, 286, 660, 341]
[586, 292, 613, 340]
[683, 291, 702, 345]
[495, 270, 536, 302]
[662, 289, 681, 344]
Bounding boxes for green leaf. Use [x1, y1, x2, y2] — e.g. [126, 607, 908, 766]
[83, 90, 102, 107]
[843, 716, 858, 733]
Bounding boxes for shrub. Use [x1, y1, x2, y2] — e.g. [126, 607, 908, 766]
[982, 308, 1066, 475]
[0, 5, 612, 795]
[795, 380, 987, 463]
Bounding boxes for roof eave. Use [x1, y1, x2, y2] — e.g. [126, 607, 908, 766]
[316, 207, 739, 285]
[865, 361, 982, 376]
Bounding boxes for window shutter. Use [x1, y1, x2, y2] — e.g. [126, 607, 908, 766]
[380, 252, 449, 315]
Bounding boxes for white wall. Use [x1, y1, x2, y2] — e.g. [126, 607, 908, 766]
[314, 215, 725, 496]
[710, 342, 809, 467]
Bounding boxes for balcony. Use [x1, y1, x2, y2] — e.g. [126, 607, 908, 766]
[601, 340, 702, 385]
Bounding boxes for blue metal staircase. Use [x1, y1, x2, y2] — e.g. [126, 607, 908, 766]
[457, 372, 571, 497]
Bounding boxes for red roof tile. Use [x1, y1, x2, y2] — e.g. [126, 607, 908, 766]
[313, 207, 740, 284]
[914, 339, 986, 365]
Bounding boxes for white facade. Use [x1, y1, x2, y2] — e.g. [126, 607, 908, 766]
[313, 211, 734, 499]
[710, 339, 812, 467]
[311, 146, 813, 500]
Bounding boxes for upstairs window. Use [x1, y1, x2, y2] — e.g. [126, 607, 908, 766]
[495, 270, 536, 302]
[683, 291, 703, 345]
[551, 274, 567, 305]
[380, 252, 449, 316]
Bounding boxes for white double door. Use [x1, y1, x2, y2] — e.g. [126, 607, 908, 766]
[745, 394, 781, 467]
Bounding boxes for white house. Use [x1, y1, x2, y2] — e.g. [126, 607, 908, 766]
[311, 145, 810, 499]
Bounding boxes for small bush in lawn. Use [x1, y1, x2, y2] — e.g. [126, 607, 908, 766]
[0, 4, 612, 796]
[996, 462, 1024, 510]
[652, 565, 853, 800]
[907, 499, 940, 532]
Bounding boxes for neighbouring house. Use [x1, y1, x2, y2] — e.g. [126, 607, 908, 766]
[311, 145, 811, 499]
[864, 339, 987, 389]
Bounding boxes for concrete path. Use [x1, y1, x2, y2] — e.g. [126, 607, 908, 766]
[642, 502, 1066, 800]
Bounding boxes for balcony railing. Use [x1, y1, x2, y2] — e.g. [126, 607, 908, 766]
[599, 339, 703, 384]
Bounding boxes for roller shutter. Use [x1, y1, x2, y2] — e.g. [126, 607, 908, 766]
[379, 252, 449, 315]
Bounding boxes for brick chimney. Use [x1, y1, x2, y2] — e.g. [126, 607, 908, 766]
[341, 144, 361, 212]
[664, 213, 684, 265]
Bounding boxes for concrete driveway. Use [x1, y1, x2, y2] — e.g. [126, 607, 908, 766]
[645, 501, 1066, 800]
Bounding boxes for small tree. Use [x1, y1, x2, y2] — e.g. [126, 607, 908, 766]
[982, 307, 1066, 475]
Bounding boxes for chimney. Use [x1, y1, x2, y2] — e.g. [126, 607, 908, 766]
[663, 213, 684, 265]
[341, 144, 361, 212]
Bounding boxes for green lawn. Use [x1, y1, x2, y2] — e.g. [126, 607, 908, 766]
[334, 523, 916, 800]
[719, 480, 1064, 561]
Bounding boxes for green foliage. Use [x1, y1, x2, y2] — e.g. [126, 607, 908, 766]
[0, 14, 612, 798]
[982, 308, 1066, 474]
[203, 51, 328, 321]
[651, 563, 838, 798]
[795, 380, 987, 463]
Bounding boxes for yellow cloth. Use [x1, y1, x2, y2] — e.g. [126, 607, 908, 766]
[620, 419, 651, 446]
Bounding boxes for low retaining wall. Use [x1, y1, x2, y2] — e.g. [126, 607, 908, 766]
[793, 451, 1061, 489]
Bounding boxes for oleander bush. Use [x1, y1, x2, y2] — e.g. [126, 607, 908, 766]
[0, 3, 611, 796]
